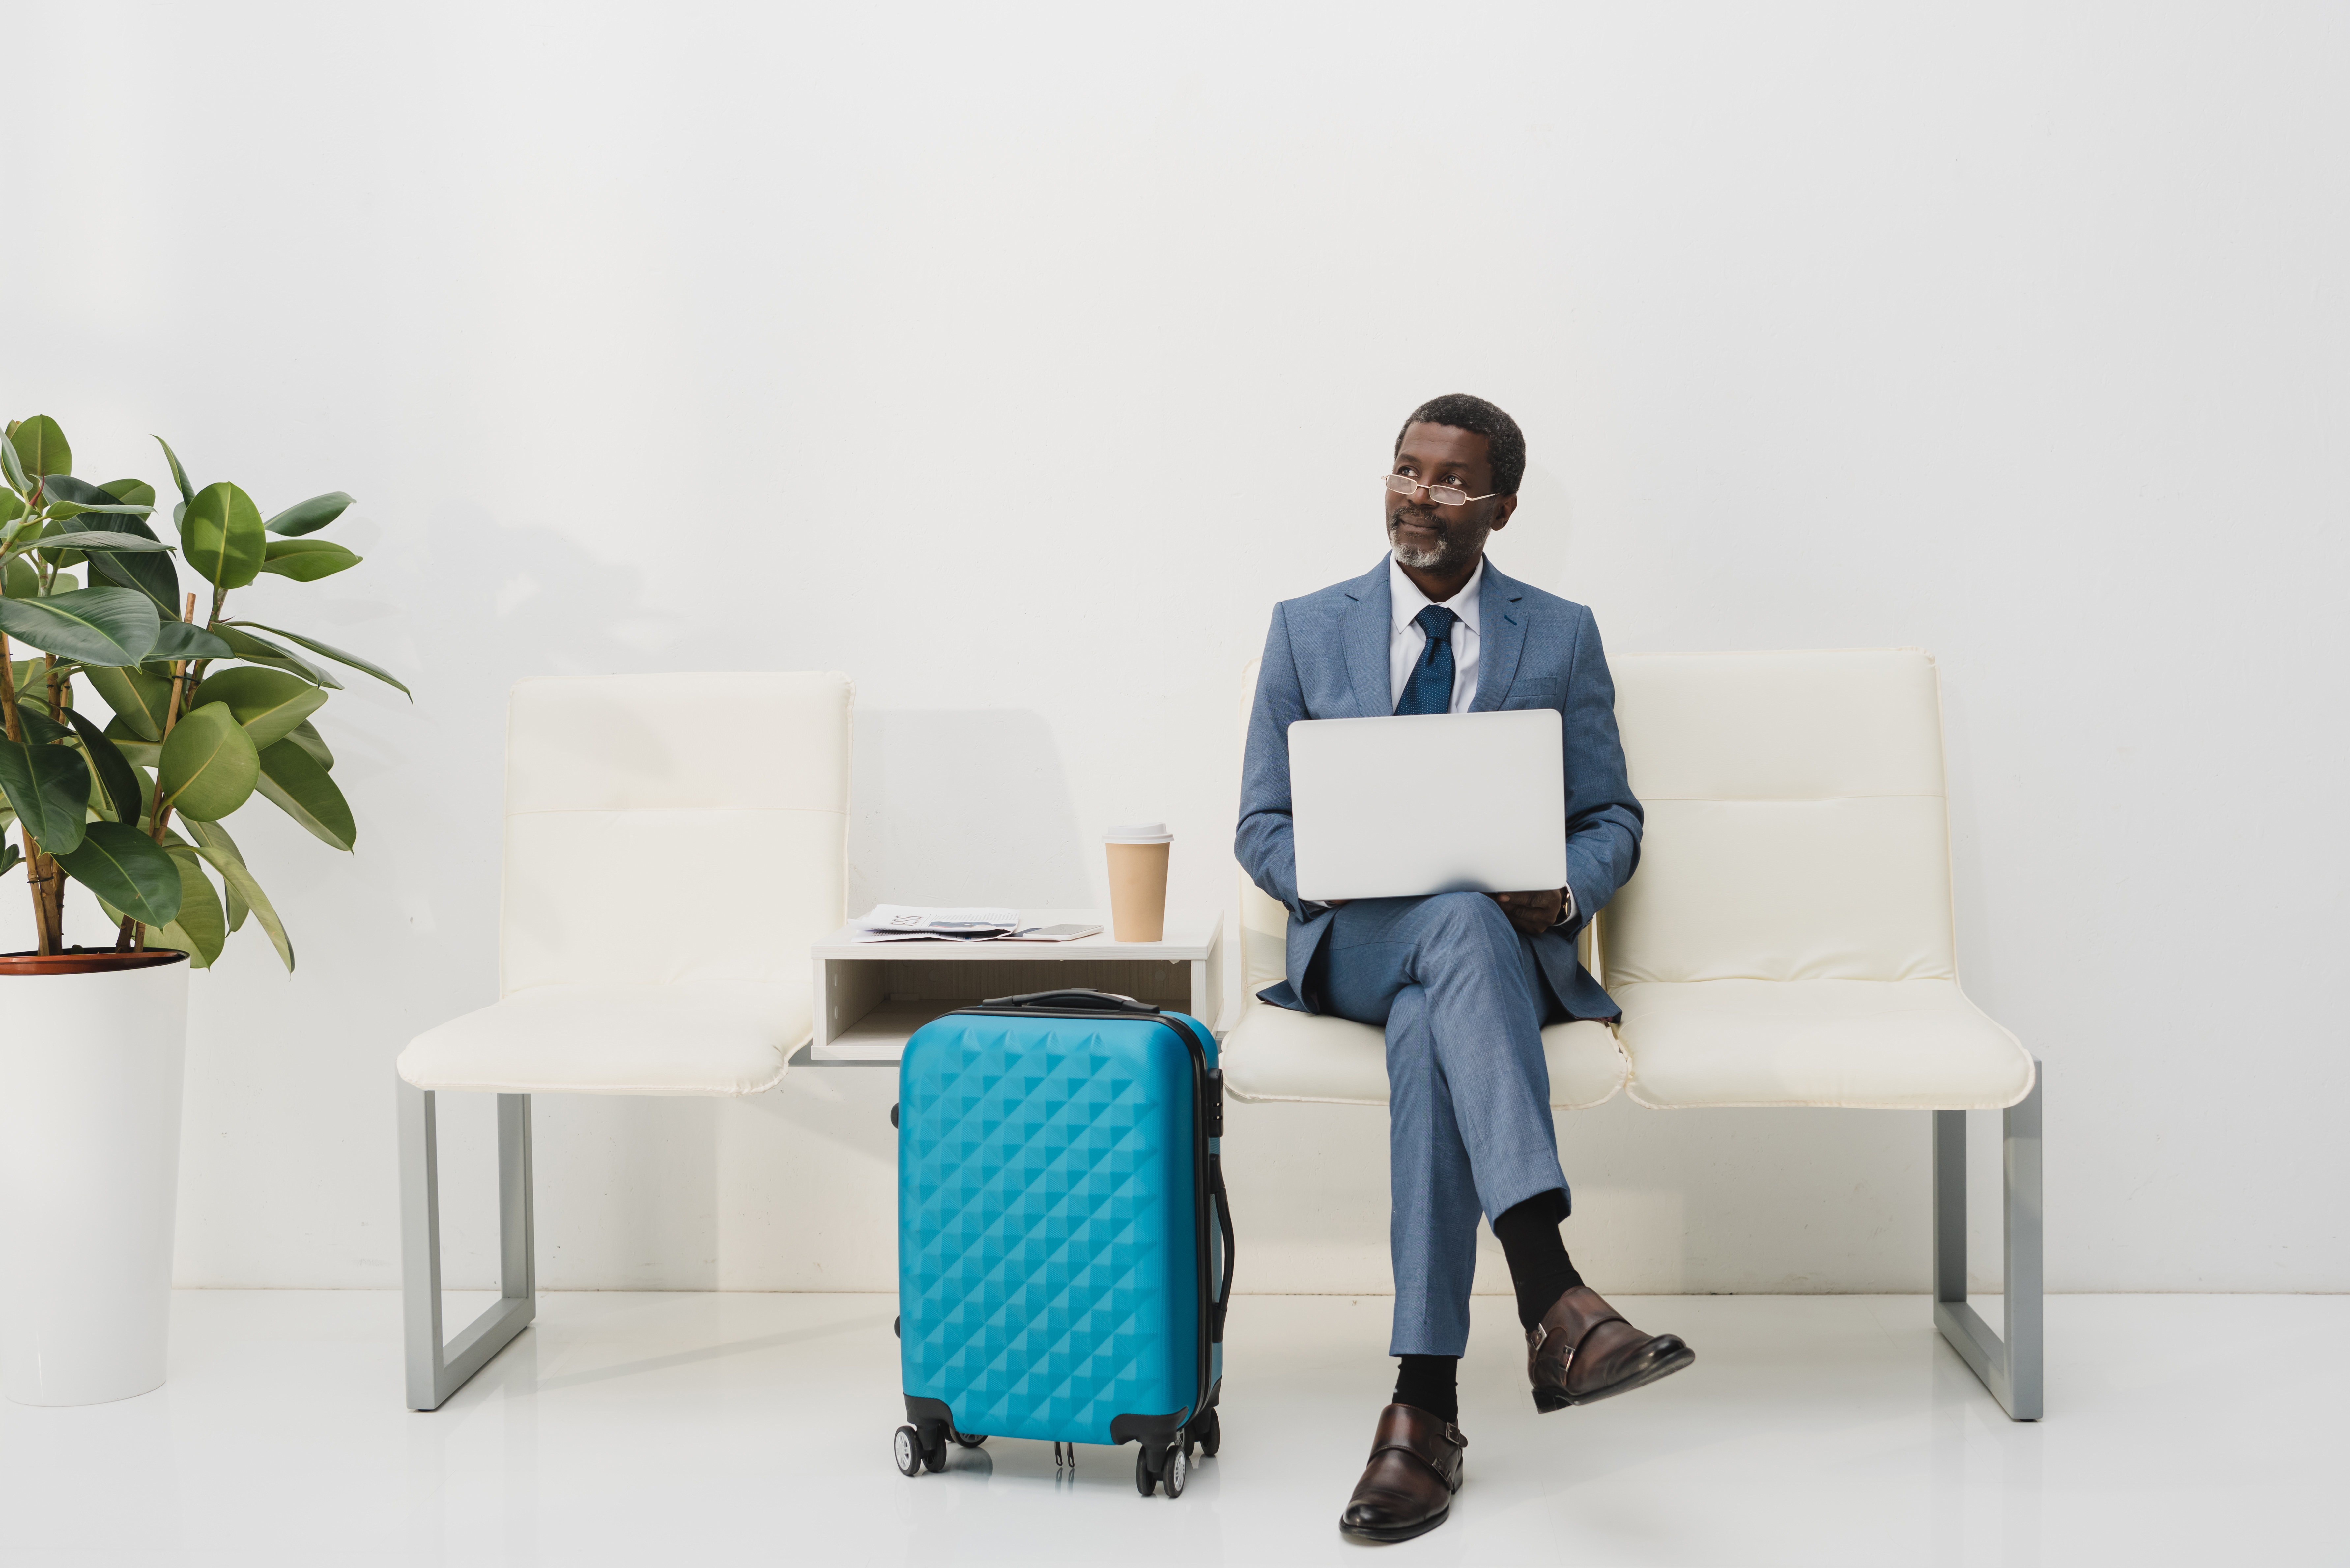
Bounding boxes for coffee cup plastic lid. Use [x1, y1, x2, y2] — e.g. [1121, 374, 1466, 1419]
[1104, 822, 1173, 844]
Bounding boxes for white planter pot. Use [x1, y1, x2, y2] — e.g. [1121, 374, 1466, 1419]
[0, 953, 190, 1406]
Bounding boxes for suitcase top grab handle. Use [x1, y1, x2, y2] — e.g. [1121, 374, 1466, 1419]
[978, 988, 1160, 1014]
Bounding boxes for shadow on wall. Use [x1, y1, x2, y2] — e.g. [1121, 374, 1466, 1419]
[850, 709, 1090, 911]
[1483, 461, 1578, 602]
[386, 503, 705, 1292]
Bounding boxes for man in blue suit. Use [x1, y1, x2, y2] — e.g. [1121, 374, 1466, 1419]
[1237, 394, 1694, 1543]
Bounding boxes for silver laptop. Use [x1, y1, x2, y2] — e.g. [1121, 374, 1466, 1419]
[1288, 709, 1567, 902]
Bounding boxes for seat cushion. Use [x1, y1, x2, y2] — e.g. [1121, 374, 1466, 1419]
[1616, 978, 2033, 1110]
[397, 982, 810, 1096]
[1221, 1000, 1625, 1109]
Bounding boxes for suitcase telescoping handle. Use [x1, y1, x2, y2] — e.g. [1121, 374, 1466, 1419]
[979, 988, 1161, 1013]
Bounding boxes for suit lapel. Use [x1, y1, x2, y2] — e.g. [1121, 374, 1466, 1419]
[1468, 557, 1528, 712]
[1339, 558, 1393, 718]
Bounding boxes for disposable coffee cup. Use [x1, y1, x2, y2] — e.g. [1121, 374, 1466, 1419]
[1104, 823, 1173, 942]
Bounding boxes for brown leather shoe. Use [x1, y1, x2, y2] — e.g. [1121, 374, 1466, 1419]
[1527, 1284, 1695, 1413]
[1337, 1404, 1465, 1543]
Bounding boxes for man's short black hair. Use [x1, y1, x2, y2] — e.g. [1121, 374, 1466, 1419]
[1394, 393, 1526, 497]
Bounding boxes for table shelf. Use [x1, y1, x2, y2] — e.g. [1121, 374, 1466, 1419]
[805, 910, 1223, 1065]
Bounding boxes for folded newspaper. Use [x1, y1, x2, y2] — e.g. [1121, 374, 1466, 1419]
[846, 906, 1100, 943]
[851, 905, 1019, 941]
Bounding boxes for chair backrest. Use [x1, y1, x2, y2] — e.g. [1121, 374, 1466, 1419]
[500, 672, 853, 993]
[1602, 649, 1955, 986]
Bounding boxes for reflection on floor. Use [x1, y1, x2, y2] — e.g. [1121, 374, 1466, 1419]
[0, 1291, 2337, 1565]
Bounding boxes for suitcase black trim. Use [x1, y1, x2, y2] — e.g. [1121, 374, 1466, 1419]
[946, 1000, 1231, 1441]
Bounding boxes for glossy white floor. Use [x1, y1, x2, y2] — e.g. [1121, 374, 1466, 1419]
[0, 1292, 2336, 1566]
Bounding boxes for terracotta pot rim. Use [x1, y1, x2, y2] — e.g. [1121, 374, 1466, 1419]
[0, 949, 192, 976]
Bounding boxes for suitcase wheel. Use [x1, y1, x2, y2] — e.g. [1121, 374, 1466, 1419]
[1186, 1408, 1220, 1459]
[949, 1426, 987, 1449]
[1135, 1441, 1187, 1498]
[893, 1425, 922, 1477]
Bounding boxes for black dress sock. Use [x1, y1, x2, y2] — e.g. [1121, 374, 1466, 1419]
[1393, 1354, 1459, 1424]
[1492, 1190, 1584, 1331]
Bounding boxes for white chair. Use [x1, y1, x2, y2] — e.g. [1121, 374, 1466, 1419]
[1220, 656, 1630, 1112]
[1606, 648, 2041, 1418]
[395, 672, 852, 1410]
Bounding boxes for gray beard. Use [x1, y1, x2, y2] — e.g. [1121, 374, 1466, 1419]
[1388, 516, 1463, 571]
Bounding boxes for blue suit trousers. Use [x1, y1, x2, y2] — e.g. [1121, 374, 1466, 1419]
[1318, 891, 1570, 1357]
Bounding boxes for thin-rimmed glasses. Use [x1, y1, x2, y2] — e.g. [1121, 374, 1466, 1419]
[1382, 474, 1497, 507]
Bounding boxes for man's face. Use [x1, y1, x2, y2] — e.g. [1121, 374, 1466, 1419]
[1386, 422, 1515, 574]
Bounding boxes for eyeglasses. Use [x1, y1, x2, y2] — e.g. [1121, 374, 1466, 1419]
[1381, 474, 1497, 507]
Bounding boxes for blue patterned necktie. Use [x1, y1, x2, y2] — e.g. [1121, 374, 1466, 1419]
[1394, 605, 1460, 715]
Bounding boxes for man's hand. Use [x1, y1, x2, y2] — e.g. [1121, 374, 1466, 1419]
[1491, 888, 1565, 937]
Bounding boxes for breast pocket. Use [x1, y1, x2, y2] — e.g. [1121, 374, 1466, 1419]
[1499, 682, 1561, 710]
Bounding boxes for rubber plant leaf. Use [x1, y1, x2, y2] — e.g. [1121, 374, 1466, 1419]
[149, 847, 226, 967]
[54, 820, 184, 928]
[147, 621, 234, 661]
[43, 525, 170, 547]
[187, 666, 328, 749]
[0, 586, 162, 665]
[285, 718, 333, 770]
[160, 701, 262, 820]
[262, 492, 355, 537]
[227, 621, 407, 697]
[0, 736, 92, 854]
[13, 701, 68, 745]
[34, 519, 84, 569]
[255, 736, 355, 849]
[82, 665, 174, 741]
[62, 706, 146, 823]
[56, 501, 181, 615]
[212, 624, 343, 689]
[257, 539, 362, 582]
[8, 415, 70, 479]
[184, 816, 293, 970]
[179, 481, 267, 593]
[38, 474, 155, 525]
[154, 436, 195, 506]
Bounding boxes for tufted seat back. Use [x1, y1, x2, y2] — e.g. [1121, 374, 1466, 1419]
[499, 672, 853, 995]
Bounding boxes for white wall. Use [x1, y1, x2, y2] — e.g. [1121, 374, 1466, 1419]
[6, 1, 2344, 1296]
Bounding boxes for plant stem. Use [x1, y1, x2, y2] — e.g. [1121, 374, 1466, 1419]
[129, 593, 200, 950]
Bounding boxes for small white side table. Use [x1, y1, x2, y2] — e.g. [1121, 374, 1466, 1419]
[803, 910, 1225, 1066]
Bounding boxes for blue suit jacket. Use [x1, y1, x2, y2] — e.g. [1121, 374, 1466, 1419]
[1234, 556, 1643, 1022]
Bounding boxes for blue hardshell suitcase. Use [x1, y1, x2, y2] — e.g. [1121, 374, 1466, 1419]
[892, 988, 1234, 1497]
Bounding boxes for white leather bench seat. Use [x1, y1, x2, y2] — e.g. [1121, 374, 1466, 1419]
[397, 672, 851, 1102]
[1224, 998, 1627, 1109]
[1606, 648, 2033, 1112]
[1615, 977, 2031, 1110]
[399, 981, 809, 1096]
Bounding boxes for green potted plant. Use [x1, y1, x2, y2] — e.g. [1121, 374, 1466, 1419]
[0, 412, 405, 1405]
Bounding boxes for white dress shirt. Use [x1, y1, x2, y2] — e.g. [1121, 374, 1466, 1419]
[1381, 553, 1574, 923]
[1388, 553, 1483, 713]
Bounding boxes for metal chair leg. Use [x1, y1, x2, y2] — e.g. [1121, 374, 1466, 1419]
[1932, 1060, 2044, 1420]
[399, 1080, 536, 1411]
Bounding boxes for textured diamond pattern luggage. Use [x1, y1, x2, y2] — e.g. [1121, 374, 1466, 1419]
[893, 990, 1232, 1495]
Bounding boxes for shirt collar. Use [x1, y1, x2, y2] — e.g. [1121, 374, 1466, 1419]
[1389, 553, 1484, 638]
